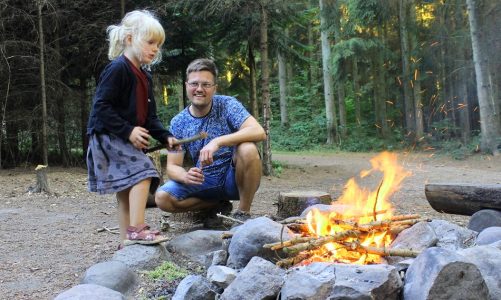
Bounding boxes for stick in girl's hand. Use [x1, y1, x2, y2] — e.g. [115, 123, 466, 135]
[144, 131, 208, 153]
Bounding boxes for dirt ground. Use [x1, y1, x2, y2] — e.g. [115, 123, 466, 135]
[1, 151, 500, 299]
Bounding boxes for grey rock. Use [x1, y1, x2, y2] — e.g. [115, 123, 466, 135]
[387, 222, 437, 264]
[227, 217, 294, 269]
[54, 283, 125, 300]
[167, 230, 224, 265]
[207, 265, 237, 289]
[458, 245, 501, 300]
[81, 261, 136, 294]
[221, 257, 285, 300]
[476, 226, 501, 245]
[112, 244, 169, 270]
[210, 250, 228, 266]
[428, 219, 477, 250]
[403, 247, 489, 300]
[468, 209, 501, 232]
[281, 262, 402, 300]
[172, 274, 220, 300]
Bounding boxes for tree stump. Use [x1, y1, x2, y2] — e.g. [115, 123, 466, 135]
[276, 190, 332, 219]
[34, 164, 50, 193]
[425, 183, 501, 216]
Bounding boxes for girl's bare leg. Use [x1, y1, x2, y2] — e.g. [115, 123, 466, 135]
[117, 188, 131, 242]
[129, 178, 151, 226]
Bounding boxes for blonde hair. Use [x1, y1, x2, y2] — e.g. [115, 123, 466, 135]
[107, 10, 165, 65]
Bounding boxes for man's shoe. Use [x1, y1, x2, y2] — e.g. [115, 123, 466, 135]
[202, 200, 233, 229]
[230, 210, 252, 223]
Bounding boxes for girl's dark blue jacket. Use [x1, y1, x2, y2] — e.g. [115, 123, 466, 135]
[87, 55, 171, 143]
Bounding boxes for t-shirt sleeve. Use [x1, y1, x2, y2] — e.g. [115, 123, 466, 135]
[224, 97, 251, 131]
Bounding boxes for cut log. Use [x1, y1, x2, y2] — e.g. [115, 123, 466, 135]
[276, 190, 331, 219]
[425, 183, 501, 216]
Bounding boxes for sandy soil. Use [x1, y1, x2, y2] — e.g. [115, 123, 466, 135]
[1, 151, 500, 299]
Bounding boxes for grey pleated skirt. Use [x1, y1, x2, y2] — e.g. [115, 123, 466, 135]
[87, 133, 160, 195]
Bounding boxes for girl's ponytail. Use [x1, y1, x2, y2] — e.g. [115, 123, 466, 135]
[107, 25, 125, 61]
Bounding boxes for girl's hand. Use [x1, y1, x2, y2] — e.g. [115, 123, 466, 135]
[167, 136, 182, 152]
[129, 127, 151, 150]
[184, 167, 204, 185]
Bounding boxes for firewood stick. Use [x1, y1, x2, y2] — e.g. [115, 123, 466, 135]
[342, 241, 420, 257]
[221, 231, 233, 239]
[216, 213, 244, 224]
[390, 214, 421, 221]
[263, 235, 314, 250]
[276, 252, 315, 268]
[389, 225, 410, 235]
[283, 230, 361, 255]
[96, 226, 119, 234]
[278, 216, 308, 224]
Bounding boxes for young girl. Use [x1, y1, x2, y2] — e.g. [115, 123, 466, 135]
[87, 10, 177, 247]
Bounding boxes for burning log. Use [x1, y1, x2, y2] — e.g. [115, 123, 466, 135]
[342, 241, 421, 258]
[263, 235, 315, 251]
[276, 252, 315, 268]
[282, 230, 362, 255]
[425, 183, 501, 216]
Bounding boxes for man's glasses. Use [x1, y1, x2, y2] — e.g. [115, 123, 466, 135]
[187, 82, 216, 89]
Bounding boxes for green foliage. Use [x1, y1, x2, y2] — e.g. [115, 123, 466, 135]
[272, 160, 284, 177]
[145, 261, 188, 281]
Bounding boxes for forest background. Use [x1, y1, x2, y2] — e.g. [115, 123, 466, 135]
[0, 0, 500, 175]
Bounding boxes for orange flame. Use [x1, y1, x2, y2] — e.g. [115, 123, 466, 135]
[305, 152, 412, 264]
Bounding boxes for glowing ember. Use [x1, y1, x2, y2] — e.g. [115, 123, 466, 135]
[304, 152, 412, 265]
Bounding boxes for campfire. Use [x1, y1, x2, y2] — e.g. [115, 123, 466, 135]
[265, 152, 425, 267]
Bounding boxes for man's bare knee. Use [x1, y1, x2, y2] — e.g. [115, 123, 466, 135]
[155, 191, 178, 212]
[236, 142, 260, 162]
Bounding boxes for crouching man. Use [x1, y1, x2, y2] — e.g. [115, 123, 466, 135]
[155, 58, 266, 227]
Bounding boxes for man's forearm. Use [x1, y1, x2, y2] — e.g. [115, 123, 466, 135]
[215, 126, 266, 147]
[166, 165, 188, 183]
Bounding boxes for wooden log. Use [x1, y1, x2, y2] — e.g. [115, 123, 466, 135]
[425, 183, 501, 216]
[276, 190, 332, 219]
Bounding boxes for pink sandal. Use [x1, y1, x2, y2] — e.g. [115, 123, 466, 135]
[123, 224, 169, 246]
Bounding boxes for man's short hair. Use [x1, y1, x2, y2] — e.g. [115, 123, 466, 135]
[186, 58, 219, 82]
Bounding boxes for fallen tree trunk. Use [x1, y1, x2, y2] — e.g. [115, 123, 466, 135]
[425, 183, 501, 216]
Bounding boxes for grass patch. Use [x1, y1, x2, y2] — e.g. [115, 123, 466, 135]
[144, 261, 188, 282]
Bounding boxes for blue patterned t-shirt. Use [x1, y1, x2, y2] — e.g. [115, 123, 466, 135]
[170, 95, 250, 177]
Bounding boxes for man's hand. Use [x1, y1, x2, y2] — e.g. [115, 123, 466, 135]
[129, 127, 150, 150]
[184, 167, 204, 185]
[198, 139, 220, 167]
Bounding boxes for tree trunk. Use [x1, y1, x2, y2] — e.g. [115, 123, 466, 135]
[319, 0, 338, 144]
[248, 43, 259, 119]
[278, 50, 288, 126]
[0, 46, 11, 168]
[260, 5, 272, 176]
[466, 0, 501, 155]
[80, 76, 89, 160]
[55, 24, 69, 166]
[399, 0, 415, 140]
[307, 19, 317, 94]
[409, 2, 423, 140]
[37, 0, 48, 165]
[352, 59, 361, 128]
